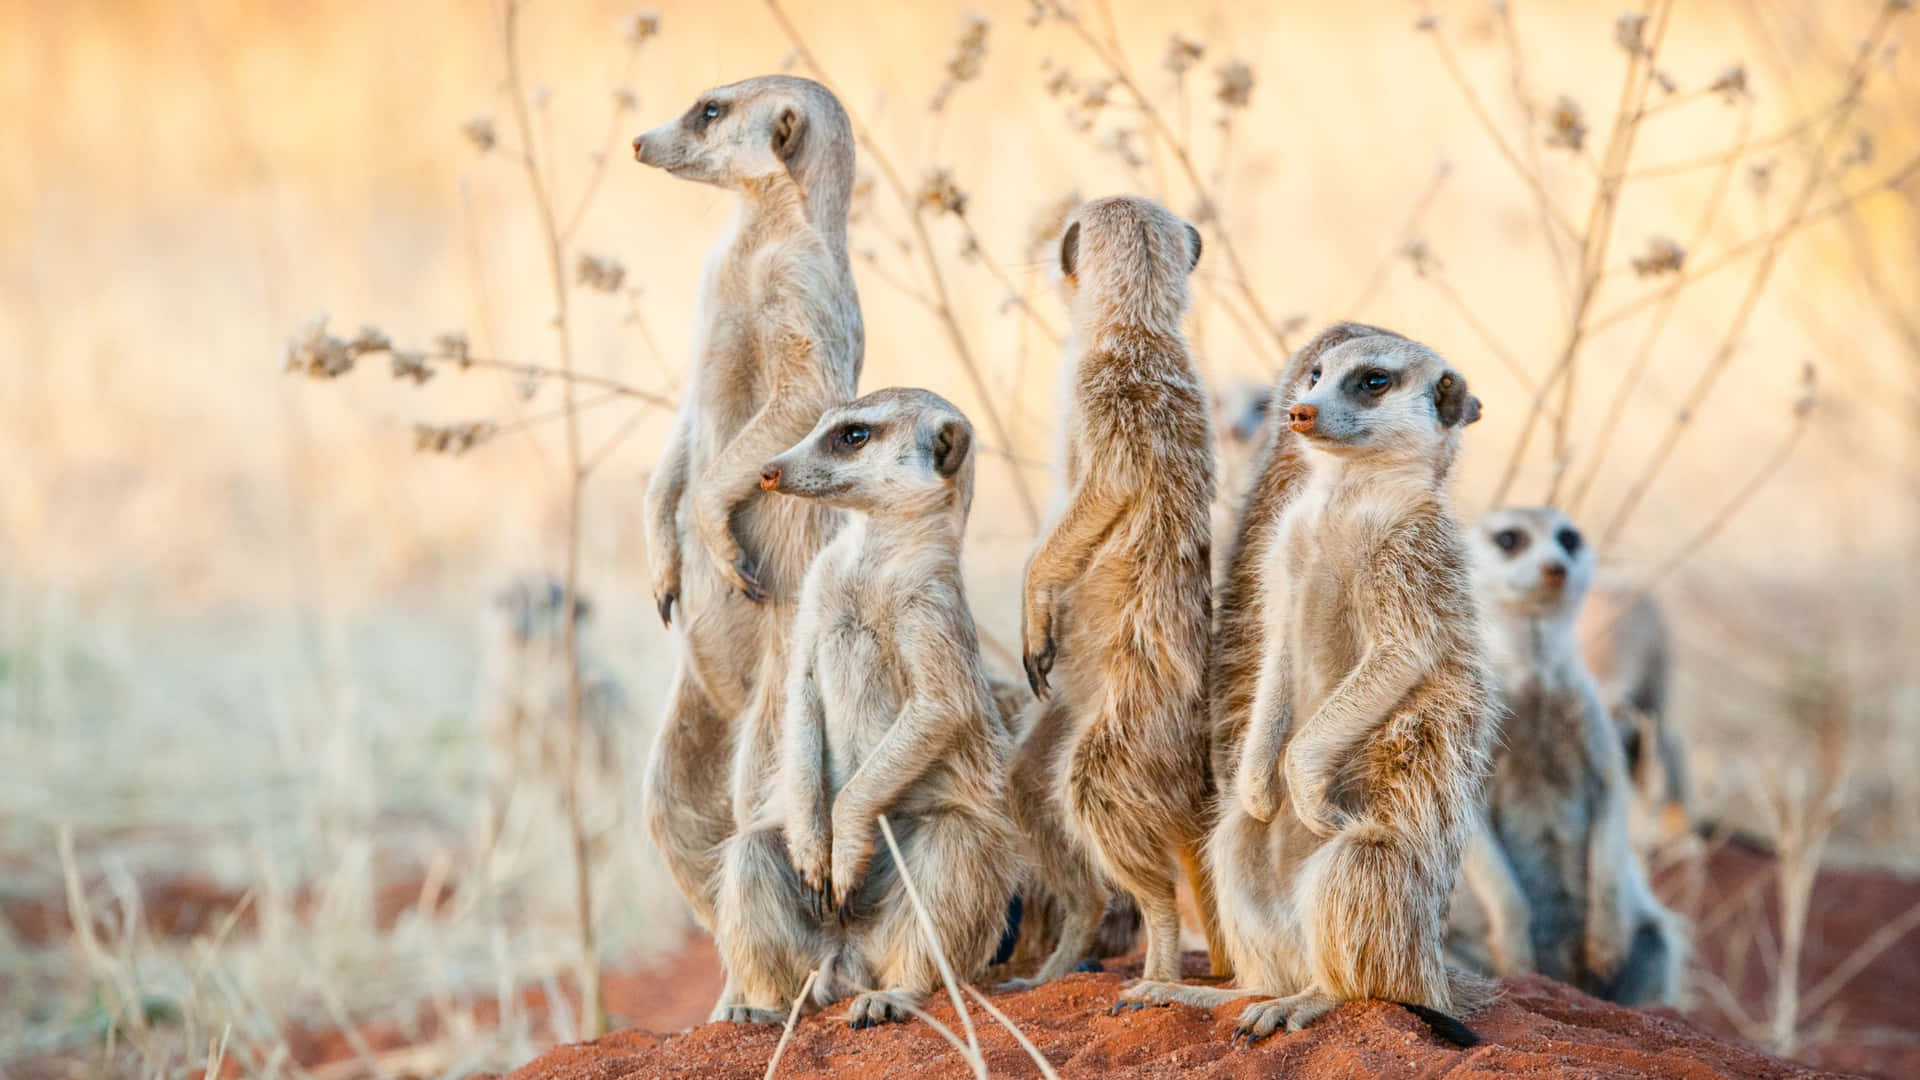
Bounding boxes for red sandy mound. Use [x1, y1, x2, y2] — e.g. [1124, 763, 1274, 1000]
[494, 961, 1852, 1080]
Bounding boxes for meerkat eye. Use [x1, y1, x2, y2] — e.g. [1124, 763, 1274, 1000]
[1556, 527, 1583, 555]
[1251, 397, 1270, 416]
[834, 424, 869, 450]
[1359, 369, 1392, 395]
[1492, 528, 1527, 554]
[1307, 365, 1322, 388]
[702, 103, 722, 120]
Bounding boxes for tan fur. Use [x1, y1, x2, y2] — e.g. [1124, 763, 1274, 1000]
[1578, 585, 1690, 848]
[1451, 507, 1686, 1005]
[1006, 195, 1223, 988]
[712, 389, 1019, 1027]
[632, 76, 863, 937]
[1123, 325, 1495, 1041]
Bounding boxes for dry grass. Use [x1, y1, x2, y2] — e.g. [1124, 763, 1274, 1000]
[3, 0, 1919, 1076]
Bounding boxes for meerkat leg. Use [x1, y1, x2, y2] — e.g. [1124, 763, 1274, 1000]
[642, 669, 733, 929]
[1231, 990, 1340, 1044]
[712, 826, 827, 1024]
[1179, 842, 1231, 978]
[1003, 697, 1106, 988]
[850, 810, 1013, 1027]
[1459, 816, 1535, 976]
[1297, 824, 1454, 1013]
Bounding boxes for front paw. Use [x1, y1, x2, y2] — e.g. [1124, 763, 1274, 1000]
[828, 830, 872, 913]
[1283, 754, 1345, 838]
[1489, 925, 1536, 977]
[725, 554, 767, 605]
[651, 567, 681, 627]
[786, 826, 834, 920]
[1021, 603, 1056, 699]
[1238, 770, 1282, 824]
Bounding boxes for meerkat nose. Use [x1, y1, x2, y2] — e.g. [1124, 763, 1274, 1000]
[631, 135, 647, 163]
[1540, 562, 1568, 587]
[1287, 403, 1318, 434]
[759, 465, 782, 492]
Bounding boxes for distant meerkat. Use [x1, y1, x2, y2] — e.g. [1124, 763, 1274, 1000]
[1454, 506, 1685, 1005]
[712, 388, 1018, 1027]
[631, 75, 862, 931]
[1579, 584, 1690, 847]
[1121, 327, 1493, 1045]
[1007, 195, 1224, 988]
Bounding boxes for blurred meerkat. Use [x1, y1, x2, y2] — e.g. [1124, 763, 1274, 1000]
[712, 389, 1018, 1027]
[1579, 585, 1690, 848]
[1209, 375, 1274, 531]
[1122, 327, 1493, 1045]
[1007, 195, 1224, 988]
[631, 76, 862, 931]
[1454, 506, 1685, 1005]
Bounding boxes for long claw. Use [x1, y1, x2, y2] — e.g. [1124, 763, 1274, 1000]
[656, 592, 676, 627]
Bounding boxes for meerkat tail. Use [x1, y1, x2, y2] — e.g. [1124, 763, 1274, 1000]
[1396, 1003, 1481, 1047]
[1178, 843, 1231, 979]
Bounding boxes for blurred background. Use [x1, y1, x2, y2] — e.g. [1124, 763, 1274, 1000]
[3, 0, 1917, 1076]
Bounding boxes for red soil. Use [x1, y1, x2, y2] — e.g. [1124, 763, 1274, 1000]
[492, 844, 1920, 1080]
[1, 871, 452, 946]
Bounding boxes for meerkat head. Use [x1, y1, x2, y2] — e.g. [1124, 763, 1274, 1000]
[1055, 196, 1202, 333]
[493, 573, 591, 646]
[1472, 506, 1596, 619]
[1282, 330, 1481, 467]
[1212, 376, 1275, 449]
[758, 388, 975, 522]
[632, 75, 853, 212]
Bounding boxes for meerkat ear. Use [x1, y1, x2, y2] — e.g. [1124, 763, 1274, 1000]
[1185, 223, 1203, 271]
[931, 418, 972, 478]
[1059, 221, 1080, 279]
[772, 105, 807, 163]
[1434, 370, 1479, 428]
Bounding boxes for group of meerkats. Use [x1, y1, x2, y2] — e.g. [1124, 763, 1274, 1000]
[601, 74, 1692, 1046]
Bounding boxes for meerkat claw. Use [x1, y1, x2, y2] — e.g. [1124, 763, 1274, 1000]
[656, 591, 676, 627]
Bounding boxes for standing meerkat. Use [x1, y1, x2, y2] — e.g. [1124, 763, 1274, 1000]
[1007, 195, 1224, 988]
[1454, 506, 1685, 1005]
[632, 75, 862, 931]
[1121, 327, 1493, 1045]
[712, 388, 1019, 1027]
[1579, 585, 1690, 847]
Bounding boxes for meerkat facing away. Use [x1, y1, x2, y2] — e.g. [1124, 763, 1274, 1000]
[1579, 584, 1690, 848]
[631, 76, 862, 932]
[1453, 507, 1685, 1005]
[1121, 327, 1493, 1045]
[1007, 195, 1224, 989]
[711, 389, 1019, 1027]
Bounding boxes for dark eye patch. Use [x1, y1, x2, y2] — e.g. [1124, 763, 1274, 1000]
[1556, 526, 1583, 555]
[1342, 366, 1398, 402]
[1492, 527, 1528, 555]
[826, 420, 883, 454]
[683, 99, 726, 133]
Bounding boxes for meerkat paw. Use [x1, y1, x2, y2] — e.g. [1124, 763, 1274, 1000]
[1115, 980, 1247, 1013]
[1230, 991, 1337, 1046]
[651, 569, 680, 627]
[1020, 608, 1056, 699]
[846, 989, 924, 1030]
[711, 1003, 788, 1026]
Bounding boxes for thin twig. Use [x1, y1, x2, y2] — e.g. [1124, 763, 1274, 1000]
[1637, 405, 1813, 589]
[1565, 100, 1754, 517]
[1799, 898, 1920, 1019]
[1601, 4, 1909, 545]
[876, 814, 983, 1068]
[956, 211, 1063, 346]
[1342, 162, 1451, 317]
[762, 968, 821, 1080]
[963, 985, 1062, 1080]
[560, 44, 646, 247]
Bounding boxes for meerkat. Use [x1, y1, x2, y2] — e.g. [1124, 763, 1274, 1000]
[1005, 195, 1224, 989]
[1119, 327, 1494, 1046]
[711, 388, 1019, 1027]
[1452, 506, 1685, 1005]
[1579, 584, 1690, 847]
[631, 75, 862, 932]
[1209, 376, 1274, 521]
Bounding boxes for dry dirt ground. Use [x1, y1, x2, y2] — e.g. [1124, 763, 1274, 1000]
[485, 843, 1918, 1080]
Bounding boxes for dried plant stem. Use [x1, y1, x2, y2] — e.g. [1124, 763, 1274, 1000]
[1584, 154, 1920, 336]
[1491, 3, 1574, 309]
[1343, 161, 1451, 317]
[1638, 407, 1812, 589]
[956, 211, 1063, 347]
[762, 967, 821, 1080]
[963, 985, 1062, 1080]
[560, 45, 645, 247]
[1625, 103, 1840, 181]
[1566, 102, 1754, 517]
[1601, 5, 1907, 546]
[1048, 3, 1292, 359]
[1420, 14, 1581, 243]
[764, 0, 1041, 532]
[498, 0, 600, 1037]
[1420, 271, 1544, 401]
[1799, 898, 1920, 1019]
[1494, 0, 1674, 509]
[875, 814, 983, 1069]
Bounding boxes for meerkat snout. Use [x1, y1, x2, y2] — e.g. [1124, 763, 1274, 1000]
[1287, 403, 1318, 433]
[1541, 561, 1568, 588]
